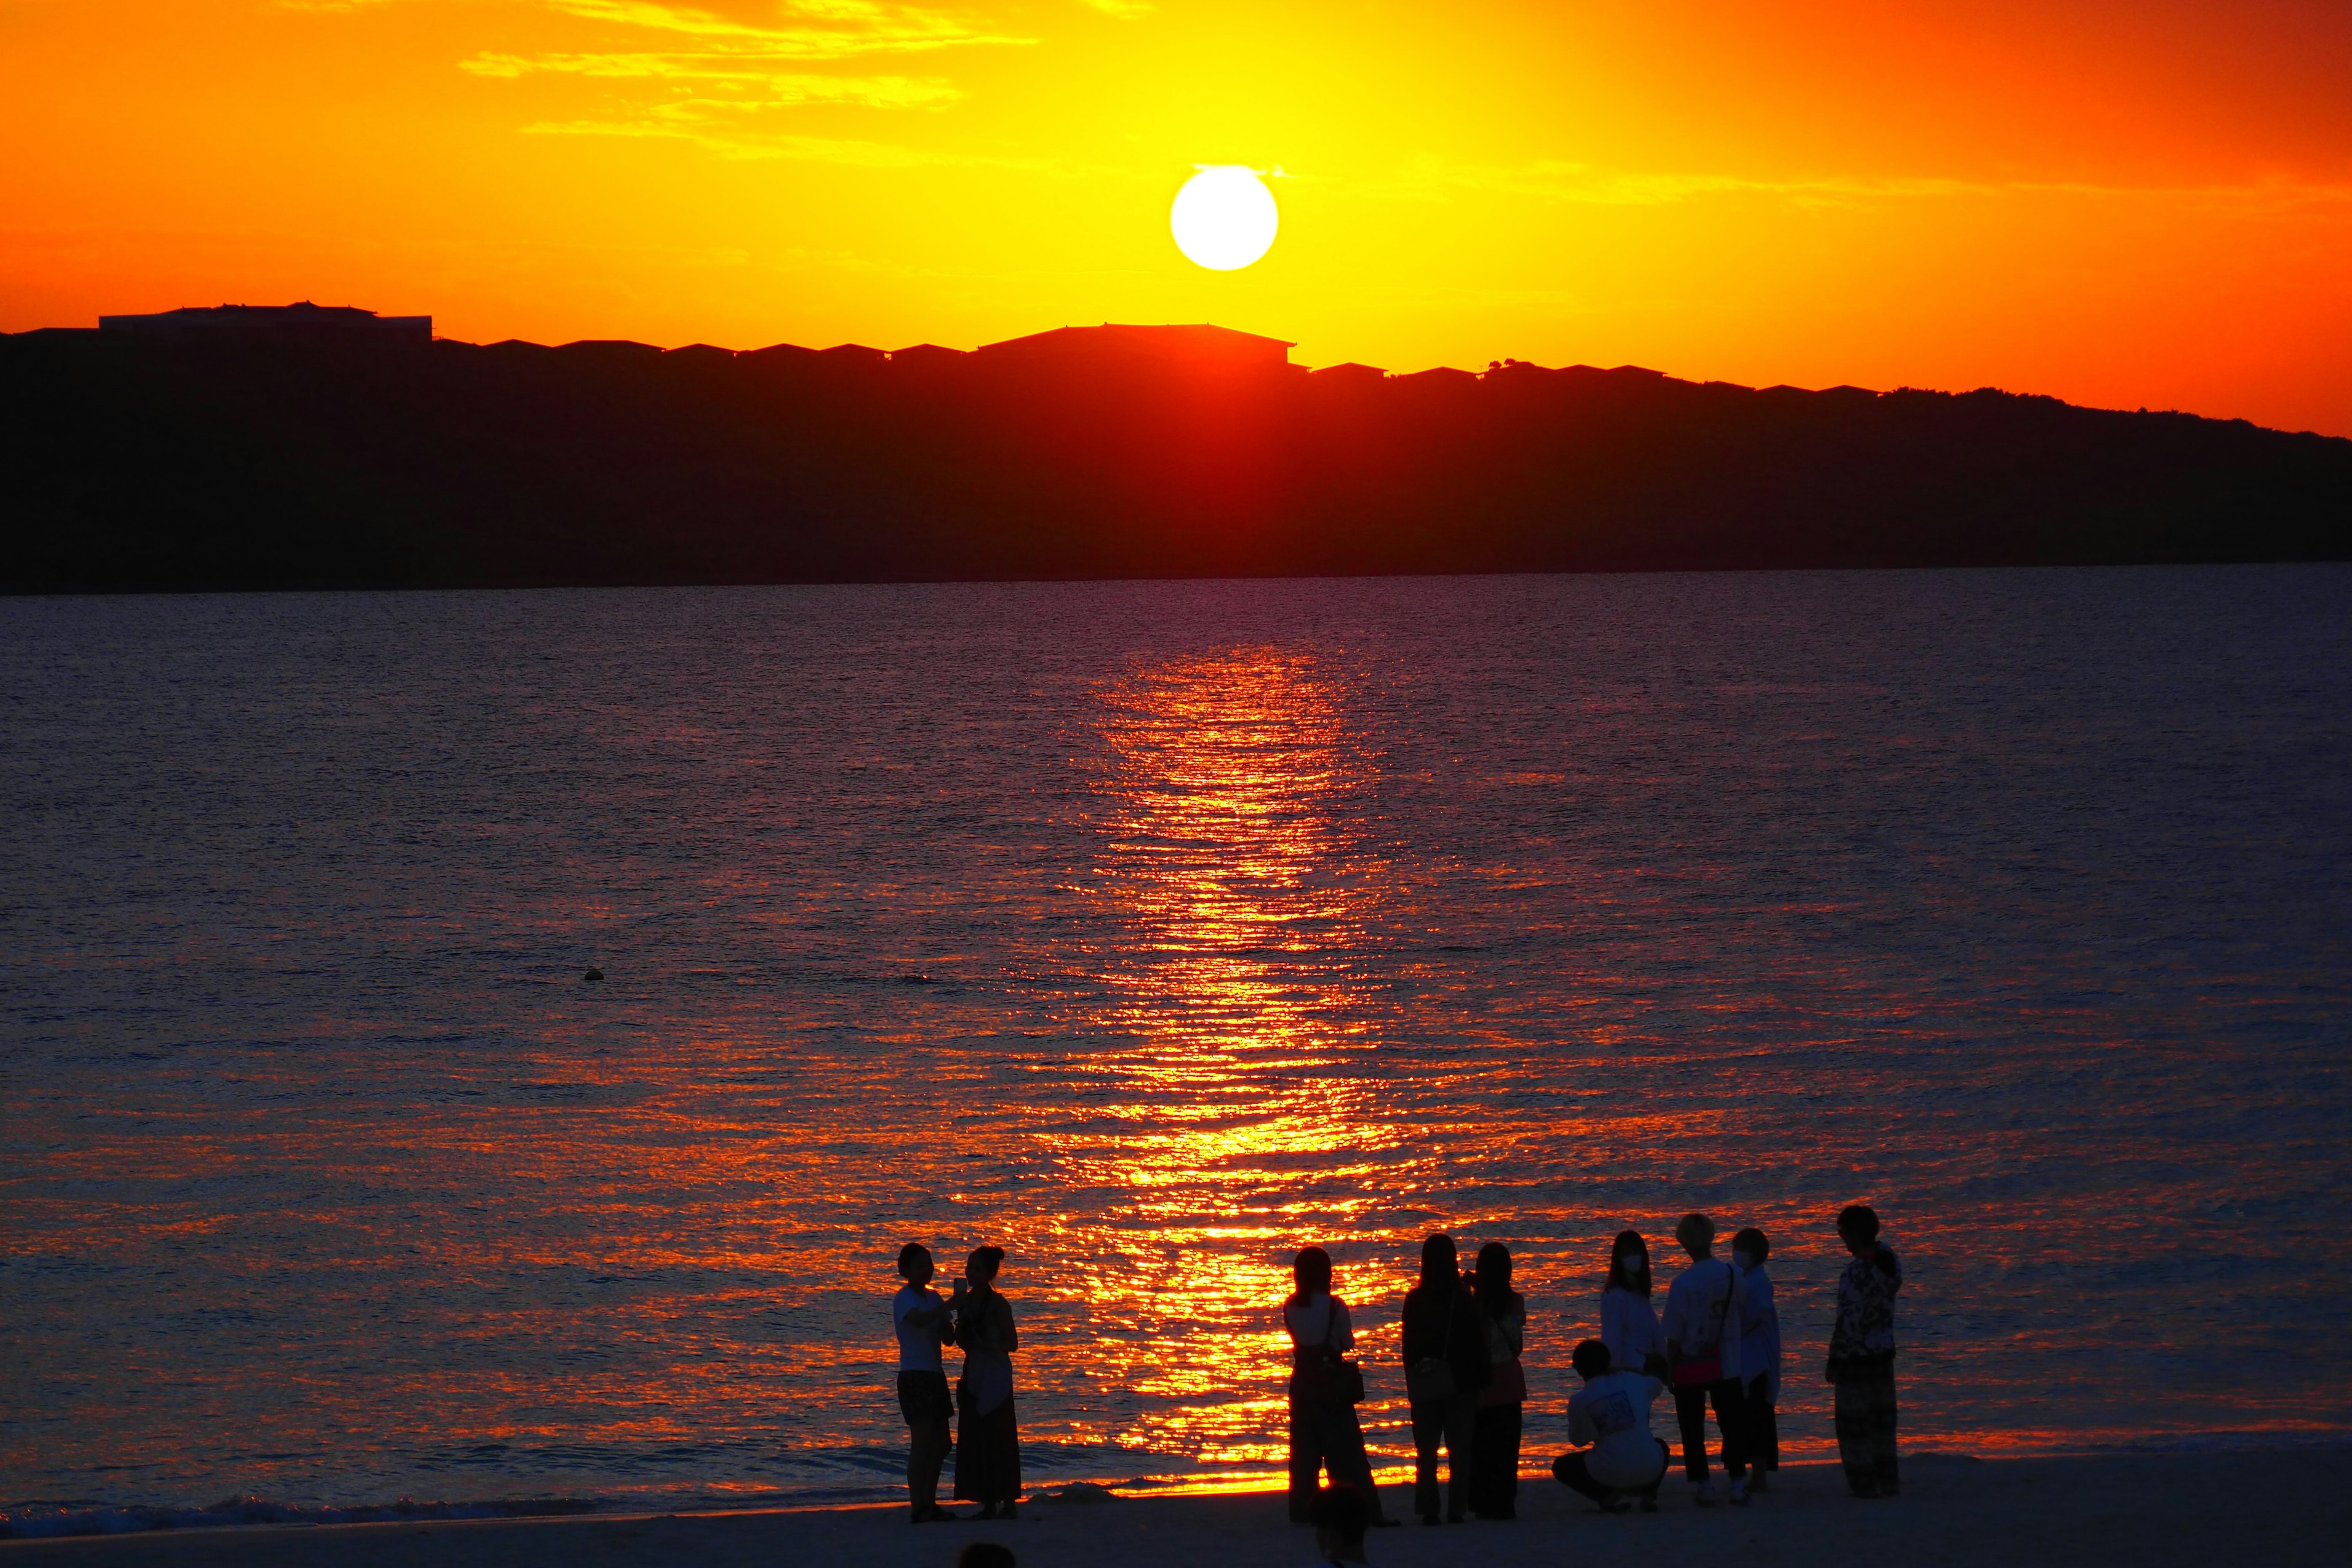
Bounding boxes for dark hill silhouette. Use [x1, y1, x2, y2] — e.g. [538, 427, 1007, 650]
[2, 320, 2345, 592]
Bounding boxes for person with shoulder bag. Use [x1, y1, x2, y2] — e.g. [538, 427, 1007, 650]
[1283, 1246, 1395, 1527]
[1661, 1213, 1752, 1507]
[1468, 1242, 1528, 1520]
[1400, 1234, 1490, 1525]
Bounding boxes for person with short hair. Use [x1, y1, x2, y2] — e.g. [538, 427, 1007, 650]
[1309, 1482, 1373, 1566]
[952, 1245, 1023, 1519]
[892, 1242, 959, 1522]
[1827, 1204, 1904, 1499]
[1466, 1242, 1527, 1520]
[1600, 1231, 1667, 1380]
[1400, 1233, 1490, 1525]
[1662, 1212, 1750, 1506]
[957, 1542, 1017, 1568]
[1730, 1226, 1782, 1491]
[1551, 1339, 1669, 1513]
[1283, 1246, 1392, 1526]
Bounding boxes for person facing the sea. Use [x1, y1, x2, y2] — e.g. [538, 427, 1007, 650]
[1283, 1246, 1392, 1526]
[1662, 1212, 1751, 1507]
[892, 1242, 959, 1522]
[1731, 1226, 1782, 1492]
[952, 1245, 1022, 1519]
[1466, 1242, 1527, 1520]
[1601, 1230, 1667, 1380]
[1552, 1338, 1670, 1512]
[1827, 1204, 1904, 1499]
[1400, 1233, 1490, 1525]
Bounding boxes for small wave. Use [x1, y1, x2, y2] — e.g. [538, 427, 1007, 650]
[0, 1495, 599, 1541]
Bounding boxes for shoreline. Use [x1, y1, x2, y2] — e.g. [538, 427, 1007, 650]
[9, 1448, 2350, 1567]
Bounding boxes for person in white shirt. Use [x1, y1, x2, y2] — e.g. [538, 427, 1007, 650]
[1284, 1246, 1394, 1526]
[1600, 1230, 1667, 1380]
[1661, 1212, 1751, 1507]
[1730, 1226, 1782, 1491]
[891, 1242, 958, 1522]
[1551, 1339, 1669, 1512]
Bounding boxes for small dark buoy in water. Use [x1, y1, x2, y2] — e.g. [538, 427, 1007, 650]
[584, 968, 604, 982]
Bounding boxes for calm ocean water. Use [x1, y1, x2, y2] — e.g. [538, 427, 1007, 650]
[2, 568, 2348, 1530]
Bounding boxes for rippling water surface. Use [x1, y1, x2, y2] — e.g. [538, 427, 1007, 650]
[3, 568, 2348, 1523]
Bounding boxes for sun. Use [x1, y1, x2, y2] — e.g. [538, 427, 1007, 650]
[1170, 167, 1278, 271]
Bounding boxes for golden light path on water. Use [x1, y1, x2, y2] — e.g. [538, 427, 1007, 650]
[6, 575, 2348, 1524]
[1057, 650, 1396, 1483]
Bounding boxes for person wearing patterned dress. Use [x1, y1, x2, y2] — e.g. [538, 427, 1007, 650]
[1826, 1204, 1904, 1498]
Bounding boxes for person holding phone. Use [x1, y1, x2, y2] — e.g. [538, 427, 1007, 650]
[892, 1243, 959, 1522]
[951, 1245, 1022, 1520]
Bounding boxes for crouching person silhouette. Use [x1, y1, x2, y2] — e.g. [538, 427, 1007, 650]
[1553, 1339, 1670, 1513]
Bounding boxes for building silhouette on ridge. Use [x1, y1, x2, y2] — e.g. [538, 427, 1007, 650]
[99, 301, 431, 345]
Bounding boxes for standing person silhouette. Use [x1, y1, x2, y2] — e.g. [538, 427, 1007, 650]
[1466, 1242, 1527, 1519]
[1400, 1234, 1490, 1525]
[892, 1243, 959, 1522]
[1662, 1213, 1750, 1507]
[1827, 1204, 1904, 1498]
[951, 1245, 1022, 1520]
[1730, 1227, 1782, 1492]
[1283, 1246, 1394, 1526]
[1600, 1231, 1668, 1381]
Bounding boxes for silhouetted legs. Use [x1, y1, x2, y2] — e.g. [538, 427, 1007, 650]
[1289, 1390, 1383, 1523]
[1468, 1401, 1521, 1518]
[1834, 1366, 1900, 1497]
[897, 1369, 954, 1517]
[1553, 1440, 1668, 1508]
[1409, 1392, 1476, 1520]
[1672, 1378, 1748, 1483]
[1744, 1374, 1779, 1479]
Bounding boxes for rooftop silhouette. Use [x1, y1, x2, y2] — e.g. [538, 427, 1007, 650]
[97, 302, 431, 345]
[2, 313, 2345, 592]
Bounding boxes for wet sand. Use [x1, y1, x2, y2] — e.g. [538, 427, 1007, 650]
[7, 1449, 2349, 1567]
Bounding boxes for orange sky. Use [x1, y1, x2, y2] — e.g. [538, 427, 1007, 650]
[5, 1, 2351, 433]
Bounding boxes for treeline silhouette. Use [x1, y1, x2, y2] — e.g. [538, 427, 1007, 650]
[4, 328, 2347, 592]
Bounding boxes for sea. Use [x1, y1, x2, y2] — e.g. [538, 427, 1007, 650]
[2, 567, 2347, 1536]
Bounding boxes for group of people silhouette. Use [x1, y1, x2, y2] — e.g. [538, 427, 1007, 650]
[889, 1204, 1904, 1553]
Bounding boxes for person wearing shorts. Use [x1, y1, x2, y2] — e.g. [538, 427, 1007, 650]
[894, 1242, 958, 1521]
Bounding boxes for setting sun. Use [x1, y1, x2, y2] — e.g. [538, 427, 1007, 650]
[1170, 167, 1280, 273]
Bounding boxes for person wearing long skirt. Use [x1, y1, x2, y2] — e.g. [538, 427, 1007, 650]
[1283, 1246, 1393, 1526]
[1400, 1233, 1490, 1525]
[1826, 1205, 1903, 1498]
[1466, 1242, 1527, 1520]
[951, 1245, 1022, 1518]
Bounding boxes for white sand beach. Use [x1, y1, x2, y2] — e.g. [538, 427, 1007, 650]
[9, 1449, 2348, 1568]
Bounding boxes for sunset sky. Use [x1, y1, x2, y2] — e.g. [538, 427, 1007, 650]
[5, 1, 2351, 434]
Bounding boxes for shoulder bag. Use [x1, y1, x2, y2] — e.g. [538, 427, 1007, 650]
[1672, 1266, 1738, 1388]
[1405, 1289, 1461, 1403]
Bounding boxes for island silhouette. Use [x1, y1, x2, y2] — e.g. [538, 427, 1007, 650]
[4, 309, 2346, 592]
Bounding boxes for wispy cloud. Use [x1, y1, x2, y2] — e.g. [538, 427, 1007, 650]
[459, 2, 1023, 152]
[466, 55, 960, 108]
[527, 1, 1030, 58]
[520, 117, 1051, 168]
[1352, 156, 2352, 214]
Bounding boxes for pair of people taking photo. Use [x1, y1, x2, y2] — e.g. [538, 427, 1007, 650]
[892, 1242, 1022, 1524]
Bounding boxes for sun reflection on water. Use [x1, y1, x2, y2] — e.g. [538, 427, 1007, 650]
[1031, 649, 1411, 1476]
